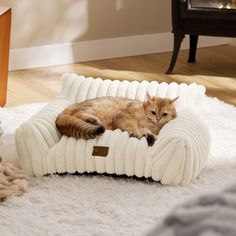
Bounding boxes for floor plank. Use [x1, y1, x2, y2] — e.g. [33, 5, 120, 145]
[6, 45, 236, 107]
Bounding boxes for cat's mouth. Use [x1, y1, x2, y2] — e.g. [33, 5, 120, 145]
[156, 119, 166, 125]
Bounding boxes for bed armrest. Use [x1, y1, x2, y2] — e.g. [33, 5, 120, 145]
[15, 97, 71, 176]
[150, 108, 211, 185]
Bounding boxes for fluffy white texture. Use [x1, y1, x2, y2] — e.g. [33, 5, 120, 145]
[15, 74, 210, 185]
[0, 121, 3, 145]
[0, 96, 236, 236]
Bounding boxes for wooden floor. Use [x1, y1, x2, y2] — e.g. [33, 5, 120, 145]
[6, 45, 236, 107]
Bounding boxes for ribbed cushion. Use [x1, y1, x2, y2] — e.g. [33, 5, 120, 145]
[15, 74, 210, 185]
[60, 74, 206, 108]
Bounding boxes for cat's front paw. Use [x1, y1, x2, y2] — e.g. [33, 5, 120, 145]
[130, 133, 142, 139]
[146, 134, 156, 146]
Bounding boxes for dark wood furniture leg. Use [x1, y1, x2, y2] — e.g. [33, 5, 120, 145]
[166, 32, 185, 74]
[188, 35, 199, 63]
[0, 7, 11, 107]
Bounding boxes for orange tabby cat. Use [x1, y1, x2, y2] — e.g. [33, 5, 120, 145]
[56, 94, 178, 146]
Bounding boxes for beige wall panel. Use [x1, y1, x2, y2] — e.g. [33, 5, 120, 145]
[0, 0, 171, 49]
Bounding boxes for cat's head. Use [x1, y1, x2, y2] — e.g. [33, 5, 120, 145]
[144, 93, 178, 125]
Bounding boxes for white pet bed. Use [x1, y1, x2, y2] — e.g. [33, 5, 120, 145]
[15, 74, 211, 185]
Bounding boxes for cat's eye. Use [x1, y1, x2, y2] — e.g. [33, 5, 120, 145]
[151, 111, 156, 115]
[162, 112, 168, 117]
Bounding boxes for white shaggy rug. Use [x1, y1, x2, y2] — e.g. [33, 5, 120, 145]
[0, 96, 236, 236]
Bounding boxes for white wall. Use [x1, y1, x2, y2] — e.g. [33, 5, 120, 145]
[0, 0, 228, 70]
[0, 0, 171, 49]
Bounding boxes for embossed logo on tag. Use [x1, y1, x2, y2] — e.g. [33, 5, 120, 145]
[92, 146, 109, 157]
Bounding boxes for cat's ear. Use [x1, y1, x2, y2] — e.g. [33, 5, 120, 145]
[147, 92, 152, 102]
[171, 96, 179, 103]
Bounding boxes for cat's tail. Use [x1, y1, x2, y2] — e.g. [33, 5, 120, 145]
[56, 114, 105, 139]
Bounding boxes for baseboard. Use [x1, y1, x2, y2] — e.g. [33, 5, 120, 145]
[9, 32, 228, 71]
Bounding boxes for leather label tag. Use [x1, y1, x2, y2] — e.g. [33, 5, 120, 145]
[92, 146, 109, 157]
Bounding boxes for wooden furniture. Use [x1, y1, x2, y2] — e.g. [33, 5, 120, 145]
[0, 7, 11, 106]
[166, 0, 236, 74]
